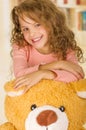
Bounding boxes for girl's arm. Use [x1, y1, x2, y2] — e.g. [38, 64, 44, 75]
[39, 50, 85, 82]
[39, 60, 84, 80]
[12, 44, 41, 77]
[12, 44, 84, 87]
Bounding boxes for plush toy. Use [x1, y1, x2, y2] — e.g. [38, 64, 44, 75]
[0, 79, 86, 130]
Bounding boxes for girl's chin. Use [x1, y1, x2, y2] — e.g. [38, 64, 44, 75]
[32, 42, 43, 49]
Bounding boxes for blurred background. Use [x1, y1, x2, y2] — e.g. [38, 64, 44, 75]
[0, 0, 18, 124]
[0, 0, 86, 125]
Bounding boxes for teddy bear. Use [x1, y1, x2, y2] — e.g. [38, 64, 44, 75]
[0, 78, 86, 130]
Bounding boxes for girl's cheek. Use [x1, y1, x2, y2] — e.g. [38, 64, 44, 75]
[23, 33, 29, 40]
[24, 35, 31, 43]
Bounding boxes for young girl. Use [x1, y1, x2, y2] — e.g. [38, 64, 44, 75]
[11, 0, 85, 93]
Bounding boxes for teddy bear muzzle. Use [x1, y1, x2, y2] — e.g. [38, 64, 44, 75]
[25, 105, 69, 130]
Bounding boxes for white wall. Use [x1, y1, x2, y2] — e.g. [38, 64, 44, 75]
[0, 0, 16, 124]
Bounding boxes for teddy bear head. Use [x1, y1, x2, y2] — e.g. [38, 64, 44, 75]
[4, 79, 86, 130]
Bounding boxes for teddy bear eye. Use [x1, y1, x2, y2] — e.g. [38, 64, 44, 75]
[59, 106, 65, 112]
[31, 104, 37, 111]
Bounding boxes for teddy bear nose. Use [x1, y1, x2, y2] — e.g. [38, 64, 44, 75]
[36, 110, 57, 126]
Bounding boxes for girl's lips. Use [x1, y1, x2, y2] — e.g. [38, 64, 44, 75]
[32, 35, 43, 43]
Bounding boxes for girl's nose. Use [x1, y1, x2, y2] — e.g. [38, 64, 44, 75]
[29, 28, 36, 37]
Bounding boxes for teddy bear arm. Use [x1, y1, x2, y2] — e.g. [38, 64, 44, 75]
[0, 122, 17, 130]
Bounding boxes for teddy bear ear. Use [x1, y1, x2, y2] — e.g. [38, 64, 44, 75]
[77, 91, 86, 99]
[4, 80, 25, 97]
[71, 79, 86, 99]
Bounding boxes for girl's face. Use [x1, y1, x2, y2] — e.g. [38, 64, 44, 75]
[19, 15, 50, 53]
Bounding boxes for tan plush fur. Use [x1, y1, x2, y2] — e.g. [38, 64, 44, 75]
[0, 122, 17, 130]
[0, 79, 86, 130]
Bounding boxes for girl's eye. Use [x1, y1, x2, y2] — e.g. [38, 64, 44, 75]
[22, 28, 29, 32]
[35, 23, 41, 27]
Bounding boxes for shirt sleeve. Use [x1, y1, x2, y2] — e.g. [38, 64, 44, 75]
[12, 44, 39, 77]
[52, 70, 78, 83]
[51, 50, 82, 83]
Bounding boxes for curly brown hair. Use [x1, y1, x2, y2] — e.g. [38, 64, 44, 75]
[11, 0, 84, 62]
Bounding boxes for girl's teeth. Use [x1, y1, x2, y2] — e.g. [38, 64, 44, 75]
[33, 37, 41, 42]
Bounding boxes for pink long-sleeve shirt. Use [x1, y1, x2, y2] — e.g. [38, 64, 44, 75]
[12, 44, 80, 83]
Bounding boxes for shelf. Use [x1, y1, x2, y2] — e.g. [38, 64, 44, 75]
[56, 0, 86, 45]
[57, 4, 86, 9]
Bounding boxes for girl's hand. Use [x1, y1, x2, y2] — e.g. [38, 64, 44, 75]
[39, 60, 85, 80]
[14, 70, 56, 93]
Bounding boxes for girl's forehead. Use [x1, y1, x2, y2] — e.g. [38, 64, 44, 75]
[19, 14, 36, 25]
